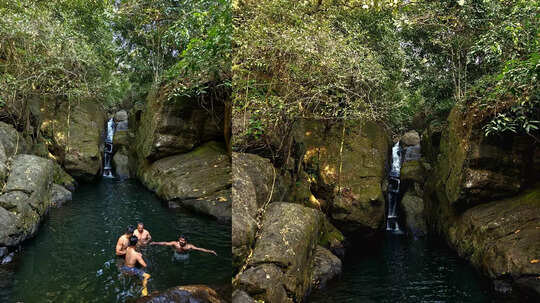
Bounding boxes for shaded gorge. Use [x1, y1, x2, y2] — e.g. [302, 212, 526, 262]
[0, 179, 231, 302]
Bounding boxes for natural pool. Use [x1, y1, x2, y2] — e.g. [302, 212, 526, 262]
[309, 234, 512, 303]
[0, 179, 231, 303]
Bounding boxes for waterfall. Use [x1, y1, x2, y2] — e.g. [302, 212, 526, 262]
[386, 142, 402, 233]
[103, 118, 115, 178]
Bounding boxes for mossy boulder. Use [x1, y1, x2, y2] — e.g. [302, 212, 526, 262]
[293, 119, 390, 235]
[139, 141, 231, 221]
[235, 202, 323, 302]
[311, 246, 342, 290]
[448, 185, 540, 297]
[39, 99, 105, 182]
[0, 155, 53, 246]
[134, 88, 223, 162]
[400, 160, 426, 184]
[401, 190, 426, 236]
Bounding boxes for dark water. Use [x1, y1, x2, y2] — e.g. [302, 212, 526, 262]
[0, 179, 231, 303]
[309, 234, 497, 303]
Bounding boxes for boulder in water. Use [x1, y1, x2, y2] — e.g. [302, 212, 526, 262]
[293, 119, 390, 235]
[112, 153, 130, 179]
[401, 130, 420, 146]
[235, 202, 323, 302]
[39, 99, 105, 182]
[137, 285, 226, 303]
[0, 154, 53, 246]
[311, 246, 342, 290]
[401, 190, 426, 236]
[232, 152, 290, 269]
[139, 141, 231, 222]
[50, 184, 72, 208]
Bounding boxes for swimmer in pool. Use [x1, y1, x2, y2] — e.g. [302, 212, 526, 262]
[116, 225, 135, 257]
[151, 235, 217, 256]
[134, 222, 152, 245]
[121, 235, 151, 296]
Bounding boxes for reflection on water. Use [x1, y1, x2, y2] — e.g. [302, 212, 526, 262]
[309, 234, 497, 303]
[0, 179, 231, 303]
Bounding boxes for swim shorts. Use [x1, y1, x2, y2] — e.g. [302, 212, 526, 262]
[120, 265, 146, 279]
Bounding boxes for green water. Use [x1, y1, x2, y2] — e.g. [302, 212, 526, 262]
[0, 179, 231, 303]
[309, 234, 503, 303]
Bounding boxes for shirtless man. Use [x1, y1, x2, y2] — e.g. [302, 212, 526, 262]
[116, 225, 135, 257]
[151, 235, 217, 256]
[121, 236, 151, 296]
[134, 222, 152, 245]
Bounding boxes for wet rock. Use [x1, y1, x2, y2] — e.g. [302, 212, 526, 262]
[293, 119, 390, 235]
[0, 246, 7, 258]
[50, 184, 72, 208]
[113, 153, 130, 179]
[0, 154, 53, 246]
[311, 246, 342, 290]
[1, 252, 14, 264]
[235, 202, 322, 302]
[403, 144, 422, 161]
[400, 160, 426, 184]
[401, 190, 426, 236]
[40, 99, 105, 182]
[448, 186, 540, 292]
[318, 217, 346, 258]
[232, 289, 255, 303]
[139, 141, 231, 221]
[401, 130, 420, 146]
[114, 110, 128, 122]
[232, 152, 290, 268]
[134, 88, 223, 162]
[137, 284, 226, 303]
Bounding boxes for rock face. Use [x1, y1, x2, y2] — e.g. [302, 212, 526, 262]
[401, 190, 426, 236]
[448, 186, 540, 282]
[139, 141, 231, 222]
[232, 152, 290, 269]
[423, 107, 539, 297]
[112, 153, 130, 179]
[134, 88, 224, 162]
[137, 285, 226, 303]
[0, 155, 53, 246]
[235, 202, 323, 302]
[311, 246, 342, 290]
[293, 119, 390, 235]
[39, 99, 105, 181]
[0, 122, 31, 186]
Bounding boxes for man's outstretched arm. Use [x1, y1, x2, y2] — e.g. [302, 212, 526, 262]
[150, 241, 173, 246]
[189, 244, 217, 256]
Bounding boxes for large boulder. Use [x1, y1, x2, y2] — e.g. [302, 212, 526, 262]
[0, 122, 31, 185]
[39, 99, 105, 181]
[137, 285, 226, 303]
[293, 119, 390, 235]
[134, 88, 224, 162]
[448, 186, 540, 297]
[50, 184, 72, 208]
[310, 246, 342, 290]
[401, 190, 426, 236]
[401, 130, 420, 146]
[235, 202, 322, 302]
[0, 154, 53, 246]
[423, 106, 539, 298]
[232, 152, 290, 268]
[139, 141, 231, 222]
[232, 290, 255, 303]
[112, 153, 130, 180]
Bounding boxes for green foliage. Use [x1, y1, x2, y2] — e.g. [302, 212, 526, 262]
[113, 0, 231, 99]
[233, 0, 405, 151]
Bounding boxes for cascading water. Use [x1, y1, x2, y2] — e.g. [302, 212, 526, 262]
[103, 118, 115, 178]
[386, 141, 402, 233]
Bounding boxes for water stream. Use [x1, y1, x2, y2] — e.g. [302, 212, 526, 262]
[0, 179, 231, 302]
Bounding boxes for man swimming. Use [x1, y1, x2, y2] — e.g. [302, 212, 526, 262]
[151, 235, 217, 256]
[116, 225, 135, 257]
[121, 235, 151, 296]
[134, 222, 152, 245]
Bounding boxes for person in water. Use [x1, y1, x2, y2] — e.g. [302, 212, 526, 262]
[121, 235, 151, 296]
[134, 222, 152, 245]
[116, 225, 135, 257]
[151, 235, 217, 256]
